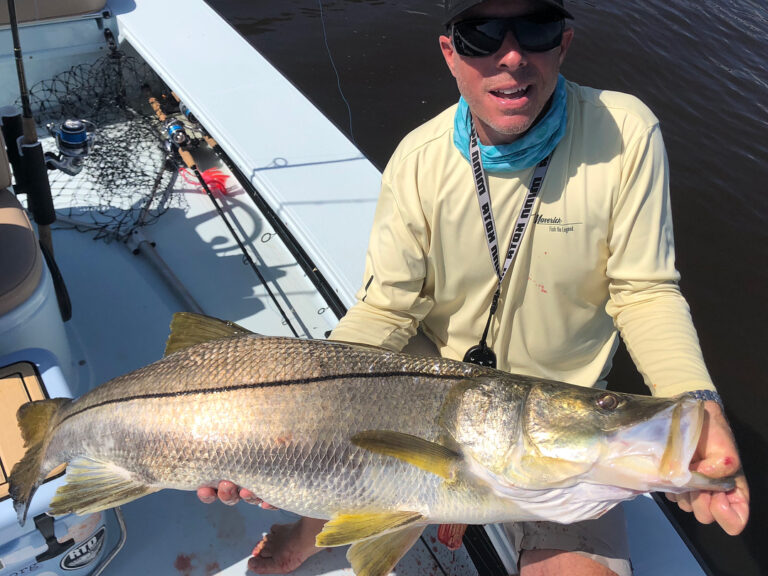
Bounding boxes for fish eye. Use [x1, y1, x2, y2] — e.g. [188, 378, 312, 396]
[595, 392, 621, 411]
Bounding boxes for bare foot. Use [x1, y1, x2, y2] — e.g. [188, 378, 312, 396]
[247, 516, 326, 574]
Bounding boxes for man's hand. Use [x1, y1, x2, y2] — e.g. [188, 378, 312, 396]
[666, 401, 750, 535]
[197, 480, 277, 509]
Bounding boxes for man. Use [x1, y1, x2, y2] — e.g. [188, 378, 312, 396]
[200, 0, 750, 574]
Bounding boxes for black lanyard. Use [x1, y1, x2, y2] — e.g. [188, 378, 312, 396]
[463, 122, 552, 368]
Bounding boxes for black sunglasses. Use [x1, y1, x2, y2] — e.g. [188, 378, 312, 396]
[451, 14, 565, 57]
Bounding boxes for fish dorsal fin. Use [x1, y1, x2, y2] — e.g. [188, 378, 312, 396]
[164, 312, 256, 357]
[48, 457, 159, 516]
[351, 430, 462, 480]
[346, 524, 426, 576]
[316, 510, 424, 547]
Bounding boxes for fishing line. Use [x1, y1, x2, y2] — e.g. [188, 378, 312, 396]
[184, 159, 300, 338]
[317, 0, 356, 144]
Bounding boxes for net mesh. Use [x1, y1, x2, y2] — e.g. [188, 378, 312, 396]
[24, 48, 189, 242]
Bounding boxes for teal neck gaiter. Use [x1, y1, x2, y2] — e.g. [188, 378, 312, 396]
[453, 74, 568, 173]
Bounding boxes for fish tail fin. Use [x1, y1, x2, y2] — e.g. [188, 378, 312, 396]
[9, 398, 69, 526]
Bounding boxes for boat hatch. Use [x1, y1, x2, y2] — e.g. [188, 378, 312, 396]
[0, 361, 65, 501]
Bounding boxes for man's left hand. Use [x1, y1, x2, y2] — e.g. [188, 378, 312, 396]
[666, 400, 750, 535]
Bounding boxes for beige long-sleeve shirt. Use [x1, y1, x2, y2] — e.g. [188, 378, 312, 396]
[331, 80, 715, 398]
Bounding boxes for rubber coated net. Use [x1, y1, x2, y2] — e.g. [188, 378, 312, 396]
[24, 47, 189, 242]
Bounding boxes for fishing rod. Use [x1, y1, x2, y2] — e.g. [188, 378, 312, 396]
[148, 93, 300, 337]
[4, 0, 72, 321]
[6, 0, 56, 255]
[168, 93, 348, 323]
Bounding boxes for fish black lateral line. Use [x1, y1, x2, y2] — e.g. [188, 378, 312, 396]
[56, 369, 469, 424]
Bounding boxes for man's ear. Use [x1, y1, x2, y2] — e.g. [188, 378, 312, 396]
[439, 34, 459, 78]
[558, 27, 575, 66]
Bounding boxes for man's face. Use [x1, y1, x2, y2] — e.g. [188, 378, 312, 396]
[440, 0, 574, 146]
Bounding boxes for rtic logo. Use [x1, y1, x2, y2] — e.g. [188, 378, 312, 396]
[60, 527, 106, 571]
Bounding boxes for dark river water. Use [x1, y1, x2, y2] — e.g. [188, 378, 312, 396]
[206, 1, 766, 573]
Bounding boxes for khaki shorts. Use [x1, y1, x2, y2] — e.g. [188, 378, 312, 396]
[503, 505, 633, 576]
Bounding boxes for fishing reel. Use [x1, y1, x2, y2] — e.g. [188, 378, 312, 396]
[163, 117, 204, 157]
[44, 119, 96, 176]
[166, 119, 189, 147]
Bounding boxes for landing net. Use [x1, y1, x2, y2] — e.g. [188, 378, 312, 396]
[24, 48, 188, 242]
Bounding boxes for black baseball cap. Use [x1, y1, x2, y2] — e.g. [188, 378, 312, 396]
[444, 0, 574, 25]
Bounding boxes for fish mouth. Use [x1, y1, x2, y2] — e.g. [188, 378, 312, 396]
[597, 397, 704, 491]
[659, 398, 704, 484]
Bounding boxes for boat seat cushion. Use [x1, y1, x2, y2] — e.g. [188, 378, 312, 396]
[0, 0, 106, 25]
[0, 186, 43, 317]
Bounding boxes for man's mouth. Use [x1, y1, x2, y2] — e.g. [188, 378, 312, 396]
[490, 86, 530, 100]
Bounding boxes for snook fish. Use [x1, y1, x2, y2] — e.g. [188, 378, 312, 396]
[10, 313, 732, 576]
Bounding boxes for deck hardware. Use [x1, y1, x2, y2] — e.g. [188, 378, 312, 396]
[33, 513, 74, 562]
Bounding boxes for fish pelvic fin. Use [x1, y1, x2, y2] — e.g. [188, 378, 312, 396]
[48, 457, 159, 517]
[346, 524, 426, 576]
[9, 398, 70, 526]
[316, 511, 424, 548]
[164, 312, 258, 356]
[351, 430, 462, 480]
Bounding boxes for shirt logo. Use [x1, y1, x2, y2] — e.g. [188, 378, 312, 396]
[534, 214, 580, 235]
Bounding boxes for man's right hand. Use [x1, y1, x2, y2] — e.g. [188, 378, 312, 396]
[197, 480, 278, 508]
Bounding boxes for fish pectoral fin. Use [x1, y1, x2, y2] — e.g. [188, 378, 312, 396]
[316, 510, 424, 547]
[351, 430, 461, 480]
[164, 312, 258, 356]
[346, 524, 426, 576]
[49, 457, 159, 516]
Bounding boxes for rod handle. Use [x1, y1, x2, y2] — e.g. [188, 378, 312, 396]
[178, 147, 196, 170]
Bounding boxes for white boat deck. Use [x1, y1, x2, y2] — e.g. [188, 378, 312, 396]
[111, 0, 382, 311]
